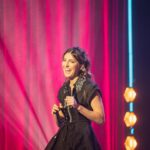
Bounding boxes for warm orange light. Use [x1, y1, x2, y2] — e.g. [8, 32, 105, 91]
[124, 87, 136, 102]
[125, 136, 137, 150]
[124, 112, 137, 127]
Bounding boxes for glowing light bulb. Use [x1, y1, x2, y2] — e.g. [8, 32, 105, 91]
[124, 87, 136, 102]
[124, 112, 137, 127]
[125, 136, 137, 150]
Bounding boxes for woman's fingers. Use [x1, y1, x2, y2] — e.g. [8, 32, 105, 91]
[59, 103, 63, 108]
[52, 104, 59, 114]
[65, 96, 77, 108]
[65, 98, 72, 106]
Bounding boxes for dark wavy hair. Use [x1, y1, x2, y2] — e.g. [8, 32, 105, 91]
[63, 47, 91, 78]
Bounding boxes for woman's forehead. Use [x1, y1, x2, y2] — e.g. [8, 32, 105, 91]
[63, 52, 76, 60]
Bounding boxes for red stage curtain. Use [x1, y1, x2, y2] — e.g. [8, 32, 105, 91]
[0, 0, 126, 149]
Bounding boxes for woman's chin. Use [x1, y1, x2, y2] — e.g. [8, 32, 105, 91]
[64, 74, 72, 79]
[65, 75, 79, 81]
[64, 74, 74, 79]
[65, 76, 73, 80]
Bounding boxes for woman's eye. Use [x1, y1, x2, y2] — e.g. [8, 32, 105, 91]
[70, 60, 75, 63]
[62, 59, 76, 63]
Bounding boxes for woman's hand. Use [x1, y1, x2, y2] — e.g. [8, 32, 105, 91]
[51, 104, 60, 114]
[65, 96, 78, 108]
[51, 103, 64, 117]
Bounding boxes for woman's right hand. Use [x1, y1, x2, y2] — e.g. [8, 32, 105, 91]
[51, 104, 60, 115]
[51, 103, 64, 117]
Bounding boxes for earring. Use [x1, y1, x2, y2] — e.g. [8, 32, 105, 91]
[80, 66, 86, 72]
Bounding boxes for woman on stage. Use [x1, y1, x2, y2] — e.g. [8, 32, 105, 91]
[45, 47, 105, 150]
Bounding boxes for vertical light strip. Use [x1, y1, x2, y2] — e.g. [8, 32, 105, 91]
[128, 0, 133, 87]
[131, 127, 134, 135]
[129, 102, 133, 112]
[128, 0, 134, 134]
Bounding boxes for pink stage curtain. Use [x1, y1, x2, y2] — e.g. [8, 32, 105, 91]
[0, 0, 126, 149]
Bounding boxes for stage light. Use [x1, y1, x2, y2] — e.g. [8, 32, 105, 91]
[124, 87, 136, 102]
[125, 0, 138, 149]
[124, 112, 137, 127]
[124, 136, 137, 150]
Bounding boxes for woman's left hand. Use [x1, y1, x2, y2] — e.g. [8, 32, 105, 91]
[65, 96, 78, 108]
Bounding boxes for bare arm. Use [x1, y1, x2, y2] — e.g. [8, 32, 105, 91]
[77, 93, 105, 124]
[65, 93, 105, 124]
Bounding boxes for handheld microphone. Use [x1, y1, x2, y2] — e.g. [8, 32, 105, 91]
[65, 96, 73, 123]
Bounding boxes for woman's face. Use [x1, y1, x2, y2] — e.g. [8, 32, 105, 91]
[62, 52, 80, 80]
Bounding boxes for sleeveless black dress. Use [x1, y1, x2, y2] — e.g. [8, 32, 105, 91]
[45, 76, 102, 150]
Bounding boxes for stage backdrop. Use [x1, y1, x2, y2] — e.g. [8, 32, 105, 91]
[0, 0, 127, 150]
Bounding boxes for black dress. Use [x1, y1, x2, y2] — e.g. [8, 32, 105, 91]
[45, 76, 102, 150]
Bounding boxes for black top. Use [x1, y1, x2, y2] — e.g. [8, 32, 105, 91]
[45, 76, 102, 150]
[57, 76, 102, 125]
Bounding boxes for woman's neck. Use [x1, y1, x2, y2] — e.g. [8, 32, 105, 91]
[69, 76, 79, 87]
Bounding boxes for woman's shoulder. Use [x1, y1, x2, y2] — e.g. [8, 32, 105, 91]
[84, 77, 98, 88]
[80, 77, 102, 106]
[84, 77, 102, 97]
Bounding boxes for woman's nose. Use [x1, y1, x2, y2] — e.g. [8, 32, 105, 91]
[65, 61, 69, 67]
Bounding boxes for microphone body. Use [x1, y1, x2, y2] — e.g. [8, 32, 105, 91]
[64, 96, 73, 123]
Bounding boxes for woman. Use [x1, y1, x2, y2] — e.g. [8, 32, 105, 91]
[45, 47, 105, 150]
